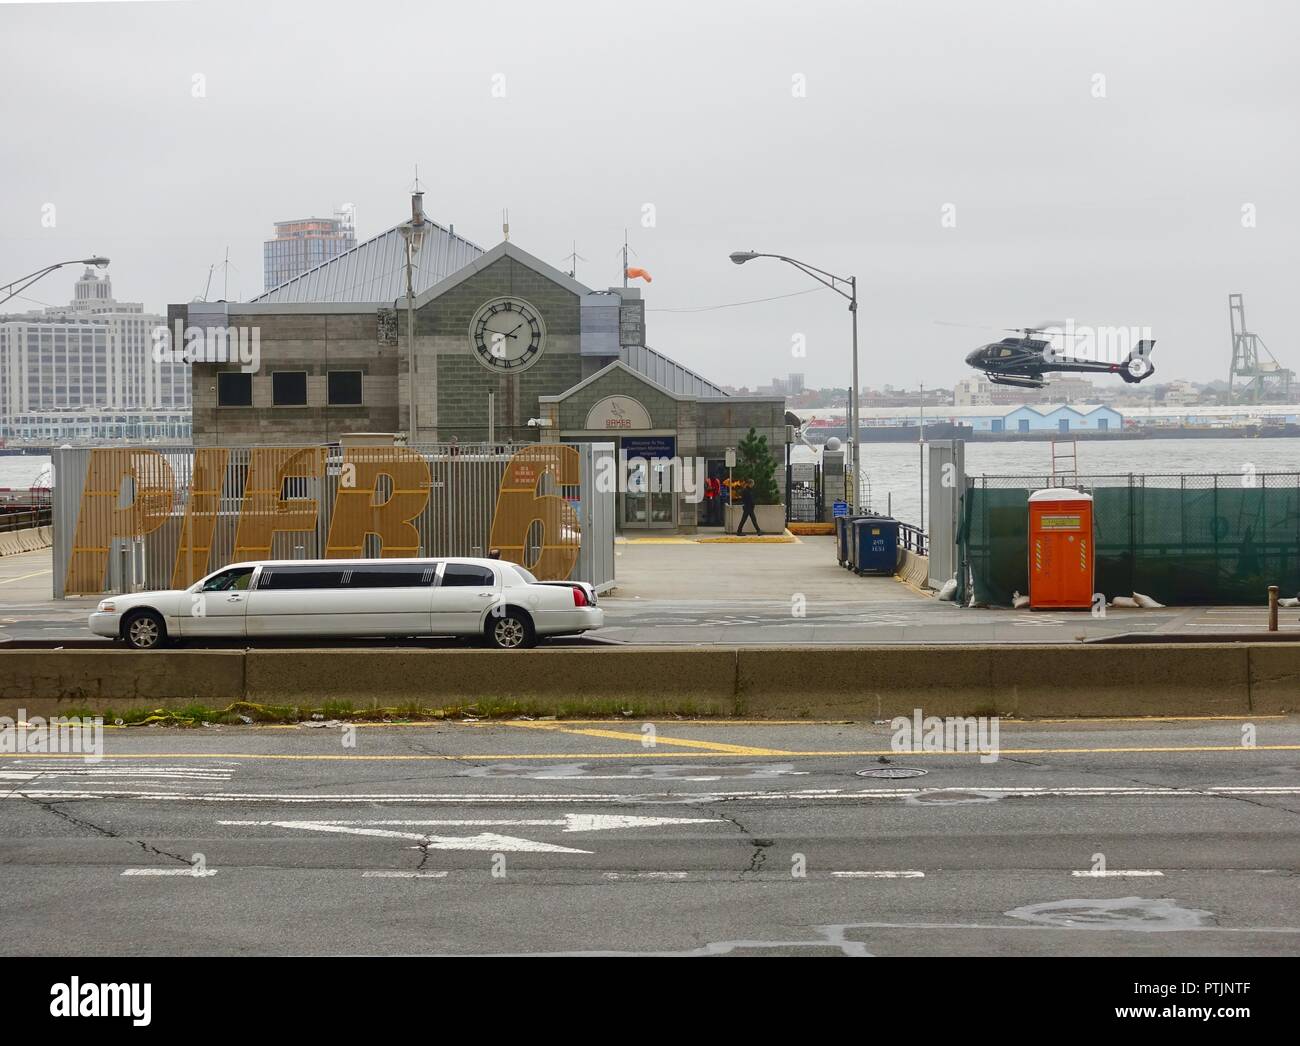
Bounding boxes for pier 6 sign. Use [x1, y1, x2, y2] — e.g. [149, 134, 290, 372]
[62, 445, 582, 594]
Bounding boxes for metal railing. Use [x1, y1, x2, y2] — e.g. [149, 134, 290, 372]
[899, 522, 928, 557]
[0, 508, 51, 532]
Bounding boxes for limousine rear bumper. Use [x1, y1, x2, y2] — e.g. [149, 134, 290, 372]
[534, 607, 604, 635]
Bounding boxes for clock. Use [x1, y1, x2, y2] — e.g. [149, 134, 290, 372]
[469, 296, 546, 373]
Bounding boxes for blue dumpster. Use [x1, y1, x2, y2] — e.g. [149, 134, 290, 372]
[852, 516, 900, 575]
[836, 513, 871, 567]
[835, 515, 853, 566]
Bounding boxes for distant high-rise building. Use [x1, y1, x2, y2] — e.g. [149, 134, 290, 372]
[263, 208, 357, 291]
[787, 372, 805, 395]
[0, 268, 190, 441]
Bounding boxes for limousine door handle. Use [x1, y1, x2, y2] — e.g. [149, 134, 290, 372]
[226, 594, 243, 602]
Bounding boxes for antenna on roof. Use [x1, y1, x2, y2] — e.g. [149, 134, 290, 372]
[563, 241, 586, 279]
[502, 209, 510, 242]
[619, 229, 639, 288]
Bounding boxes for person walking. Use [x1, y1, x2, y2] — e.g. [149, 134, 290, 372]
[736, 480, 762, 536]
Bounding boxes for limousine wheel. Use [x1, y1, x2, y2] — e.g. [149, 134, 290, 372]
[122, 609, 167, 650]
[487, 609, 535, 650]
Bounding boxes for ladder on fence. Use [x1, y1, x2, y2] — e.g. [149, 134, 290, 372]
[1050, 439, 1079, 487]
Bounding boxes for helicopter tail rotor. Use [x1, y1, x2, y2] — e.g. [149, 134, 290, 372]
[1120, 339, 1157, 383]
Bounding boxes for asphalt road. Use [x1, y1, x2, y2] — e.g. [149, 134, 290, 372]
[3, 717, 1298, 956]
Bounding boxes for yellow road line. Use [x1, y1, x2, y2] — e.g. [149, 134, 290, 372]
[3, 744, 1298, 761]
[497, 720, 792, 755]
[0, 569, 52, 585]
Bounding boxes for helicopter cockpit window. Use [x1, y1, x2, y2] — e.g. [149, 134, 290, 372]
[999, 348, 1013, 357]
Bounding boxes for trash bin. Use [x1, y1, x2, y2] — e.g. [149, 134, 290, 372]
[852, 516, 900, 576]
[1028, 488, 1094, 609]
[835, 515, 854, 566]
[837, 513, 872, 568]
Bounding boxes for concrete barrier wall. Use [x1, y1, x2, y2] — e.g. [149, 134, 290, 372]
[1, 643, 1295, 719]
[0, 525, 53, 557]
[895, 548, 931, 590]
[0, 650, 245, 716]
[244, 647, 738, 714]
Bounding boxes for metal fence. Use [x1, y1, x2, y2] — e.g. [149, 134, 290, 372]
[52, 442, 616, 598]
[960, 472, 1300, 606]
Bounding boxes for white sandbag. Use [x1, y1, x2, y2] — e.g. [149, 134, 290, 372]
[937, 578, 958, 601]
[1012, 594, 1030, 609]
[1111, 595, 1138, 608]
[1278, 597, 1300, 608]
[1132, 591, 1165, 608]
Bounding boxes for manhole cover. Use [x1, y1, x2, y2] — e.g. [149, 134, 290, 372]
[856, 767, 928, 779]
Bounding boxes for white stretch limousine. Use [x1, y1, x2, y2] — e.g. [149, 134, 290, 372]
[88, 558, 603, 650]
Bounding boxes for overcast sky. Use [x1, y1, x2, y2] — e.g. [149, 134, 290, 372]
[2, 0, 1297, 389]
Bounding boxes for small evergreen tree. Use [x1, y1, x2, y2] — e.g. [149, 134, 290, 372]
[733, 427, 780, 505]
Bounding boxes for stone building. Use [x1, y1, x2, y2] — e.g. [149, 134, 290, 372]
[175, 193, 784, 530]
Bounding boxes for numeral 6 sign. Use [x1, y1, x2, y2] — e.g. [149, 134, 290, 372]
[488, 445, 581, 580]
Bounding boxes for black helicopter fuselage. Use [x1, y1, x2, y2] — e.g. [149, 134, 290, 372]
[966, 336, 1155, 388]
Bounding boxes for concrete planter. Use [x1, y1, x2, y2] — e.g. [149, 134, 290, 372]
[725, 503, 786, 535]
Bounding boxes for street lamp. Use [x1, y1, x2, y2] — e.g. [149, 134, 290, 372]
[729, 250, 861, 511]
[0, 256, 109, 308]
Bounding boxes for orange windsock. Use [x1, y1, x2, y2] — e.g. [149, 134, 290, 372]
[625, 266, 653, 283]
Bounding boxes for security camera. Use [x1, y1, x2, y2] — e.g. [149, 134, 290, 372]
[526, 417, 553, 428]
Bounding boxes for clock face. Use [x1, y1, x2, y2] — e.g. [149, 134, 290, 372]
[469, 297, 546, 373]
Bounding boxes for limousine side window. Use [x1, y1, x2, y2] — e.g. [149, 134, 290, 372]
[348, 564, 437, 588]
[257, 567, 346, 590]
[440, 564, 496, 588]
[201, 567, 255, 592]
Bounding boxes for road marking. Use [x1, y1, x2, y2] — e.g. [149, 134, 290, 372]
[5, 743, 1299, 762]
[1071, 870, 1164, 877]
[361, 871, 449, 879]
[831, 870, 925, 879]
[603, 871, 689, 881]
[498, 721, 792, 756]
[0, 569, 52, 586]
[7, 785, 1299, 803]
[216, 813, 719, 854]
[121, 867, 217, 877]
[219, 814, 713, 832]
[220, 822, 593, 853]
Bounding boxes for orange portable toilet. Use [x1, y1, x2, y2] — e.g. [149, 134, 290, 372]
[1028, 488, 1094, 610]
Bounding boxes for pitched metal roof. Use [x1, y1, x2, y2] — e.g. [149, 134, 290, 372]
[252, 220, 485, 305]
[620, 344, 728, 398]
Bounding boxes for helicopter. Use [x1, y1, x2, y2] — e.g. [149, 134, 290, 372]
[961, 327, 1156, 389]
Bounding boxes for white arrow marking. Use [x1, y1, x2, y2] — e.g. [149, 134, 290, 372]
[217, 821, 593, 853]
[219, 814, 713, 833]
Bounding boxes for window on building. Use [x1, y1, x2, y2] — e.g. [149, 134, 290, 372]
[328, 370, 363, 406]
[217, 372, 252, 407]
[273, 371, 308, 406]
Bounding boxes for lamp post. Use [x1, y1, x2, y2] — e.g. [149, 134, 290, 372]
[729, 250, 860, 512]
[0, 256, 109, 308]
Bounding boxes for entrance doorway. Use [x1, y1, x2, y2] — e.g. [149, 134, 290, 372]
[620, 435, 677, 529]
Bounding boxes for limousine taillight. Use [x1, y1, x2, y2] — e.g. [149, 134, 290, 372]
[572, 585, 590, 608]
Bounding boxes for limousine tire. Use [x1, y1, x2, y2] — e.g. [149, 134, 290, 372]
[122, 609, 167, 650]
[486, 608, 536, 650]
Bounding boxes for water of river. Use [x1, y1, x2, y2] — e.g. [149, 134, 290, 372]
[4, 437, 1297, 529]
